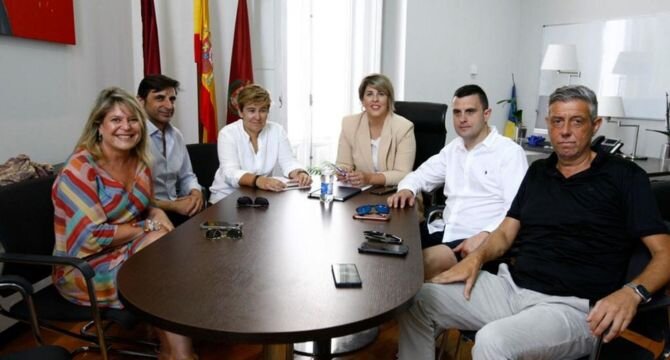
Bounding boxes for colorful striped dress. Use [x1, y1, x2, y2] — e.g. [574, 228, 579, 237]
[52, 149, 155, 308]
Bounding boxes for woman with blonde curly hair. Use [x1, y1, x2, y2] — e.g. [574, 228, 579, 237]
[52, 87, 196, 359]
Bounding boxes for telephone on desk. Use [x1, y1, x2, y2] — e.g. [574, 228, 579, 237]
[592, 135, 624, 154]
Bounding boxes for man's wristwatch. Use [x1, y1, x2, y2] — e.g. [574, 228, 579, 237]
[624, 282, 652, 304]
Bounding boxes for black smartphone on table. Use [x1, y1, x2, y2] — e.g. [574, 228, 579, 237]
[358, 241, 409, 257]
[331, 263, 362, 288]
[370, 185, 397, 196]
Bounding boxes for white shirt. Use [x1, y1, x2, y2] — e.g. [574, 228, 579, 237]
[398, 127, 528, 243]
[147, 121, 201, 200]
[209, 120, 304, 203]
[370, 137, 381, 172]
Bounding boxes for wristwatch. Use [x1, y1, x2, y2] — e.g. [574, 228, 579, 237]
[624, 282, 652, 304]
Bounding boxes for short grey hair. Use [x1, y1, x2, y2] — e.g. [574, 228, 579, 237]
[548, 85, 598, 121]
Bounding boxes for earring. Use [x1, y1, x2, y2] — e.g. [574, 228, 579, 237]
[97, 131, 102, 142]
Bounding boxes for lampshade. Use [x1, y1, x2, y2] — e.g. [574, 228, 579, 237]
[541, 44, 579, 72]
[598, 96, 625, 118]
[612, 51, 651, 76]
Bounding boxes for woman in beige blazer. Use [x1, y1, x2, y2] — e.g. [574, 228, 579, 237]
[336, 74, 416, 186]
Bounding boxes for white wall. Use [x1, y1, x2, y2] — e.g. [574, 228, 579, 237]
[387, 0, 670, 157]
[4, 0, 670, 163]
[399, 0, 522, 142]
[516, 0, 670, 158]
[0, 1, 141, 164]
[0, 0, 276, 165]
[381, 0, 406, 101]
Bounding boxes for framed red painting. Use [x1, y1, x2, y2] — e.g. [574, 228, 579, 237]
[0, 0, 76, 45]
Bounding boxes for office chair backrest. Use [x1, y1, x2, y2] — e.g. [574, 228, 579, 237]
[186, 143, 219, 190]
[596, 180, 670, 359]
[0, 175, 57, 283]
[394, 101, 448, 170]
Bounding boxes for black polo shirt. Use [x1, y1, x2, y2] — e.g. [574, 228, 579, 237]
[507, 149, 667, 302]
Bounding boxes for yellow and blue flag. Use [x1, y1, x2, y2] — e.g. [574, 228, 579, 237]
[503, 82, 520, 138]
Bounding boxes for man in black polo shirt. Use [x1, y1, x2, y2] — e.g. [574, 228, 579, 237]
[397, 85, 670, 359]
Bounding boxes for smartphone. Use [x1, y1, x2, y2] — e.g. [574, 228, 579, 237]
[199, 221, 241, 230]
[331, 264, 362, 288]
[352, 213, 391, 221]
[370, 185, 397, 196]
[358, 241, 409, 257]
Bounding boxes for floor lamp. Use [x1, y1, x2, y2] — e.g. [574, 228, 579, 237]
[599, 96, 647, 160]
[541, 44, 581, 84]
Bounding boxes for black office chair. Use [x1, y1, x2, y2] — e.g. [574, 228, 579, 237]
[394, 101, 448, 208]
[0, 275, 72, 360]
[440, 181, 670, 360]
[186, 143, 219, 204]
[589, 180, 670, 359]
[0, 176, 157, 360]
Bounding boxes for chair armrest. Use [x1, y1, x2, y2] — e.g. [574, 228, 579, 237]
[426, 205, 445, 224]
[0, 252, 95, 279]
[638, 289, 670, 313]
[0, 274, 34, 295]
[0, 252, 109, 353]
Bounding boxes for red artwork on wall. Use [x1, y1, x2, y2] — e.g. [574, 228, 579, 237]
[0, 0, 76, 45]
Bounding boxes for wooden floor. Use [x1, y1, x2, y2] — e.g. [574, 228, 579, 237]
[0, 320, 473, 359]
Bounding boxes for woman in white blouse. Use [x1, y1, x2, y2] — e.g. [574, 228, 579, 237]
[335, 74, 416, 187]
[209, 85, 311, 203]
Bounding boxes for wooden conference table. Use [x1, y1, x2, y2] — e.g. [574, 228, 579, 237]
[117, 186, 423, 359]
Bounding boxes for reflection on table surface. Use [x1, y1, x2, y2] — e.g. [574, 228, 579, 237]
[117, 187, 423, 356]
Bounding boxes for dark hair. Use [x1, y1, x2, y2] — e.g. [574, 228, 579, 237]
[549, 85, 598, 121]
[453, 84, 489, 109]
[137, 74, 180, 99]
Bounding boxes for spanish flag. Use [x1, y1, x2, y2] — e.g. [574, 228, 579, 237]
[194, 0, 218, 143]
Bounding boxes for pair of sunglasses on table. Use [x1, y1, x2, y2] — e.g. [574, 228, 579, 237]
[363, 230, 403, 244]
[353, 203, 391, 221]
[237, 196, 269, 208]
[202, 222, 243, 240]
[355, 204, 390, 215]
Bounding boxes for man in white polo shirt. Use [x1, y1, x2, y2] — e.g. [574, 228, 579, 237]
[388, 84, 528, 280]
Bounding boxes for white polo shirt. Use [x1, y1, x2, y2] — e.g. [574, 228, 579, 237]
[398, 127, 528, 243]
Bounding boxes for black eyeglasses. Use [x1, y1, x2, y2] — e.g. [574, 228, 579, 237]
[205, 226, 243, 240]
[356, 204, 390, 216]
[237, 196, 270, 208]
[363, 230, 402, 244]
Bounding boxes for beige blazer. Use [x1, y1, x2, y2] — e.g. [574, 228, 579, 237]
[336, 112, 416, 185]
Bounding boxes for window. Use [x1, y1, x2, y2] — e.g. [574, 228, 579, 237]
[285, 0, 382, 167]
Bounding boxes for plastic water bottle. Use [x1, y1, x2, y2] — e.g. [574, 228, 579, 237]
[320, 169, 334, 203]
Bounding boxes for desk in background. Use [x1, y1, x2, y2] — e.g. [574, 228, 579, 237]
[117, 187, 422, 360]
[523, 142, 670, 178]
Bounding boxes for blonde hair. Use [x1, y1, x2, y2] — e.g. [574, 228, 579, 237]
[358, 73, 395, 112]
[237, 84, 271, 113]
[75, 87, 151, 167]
